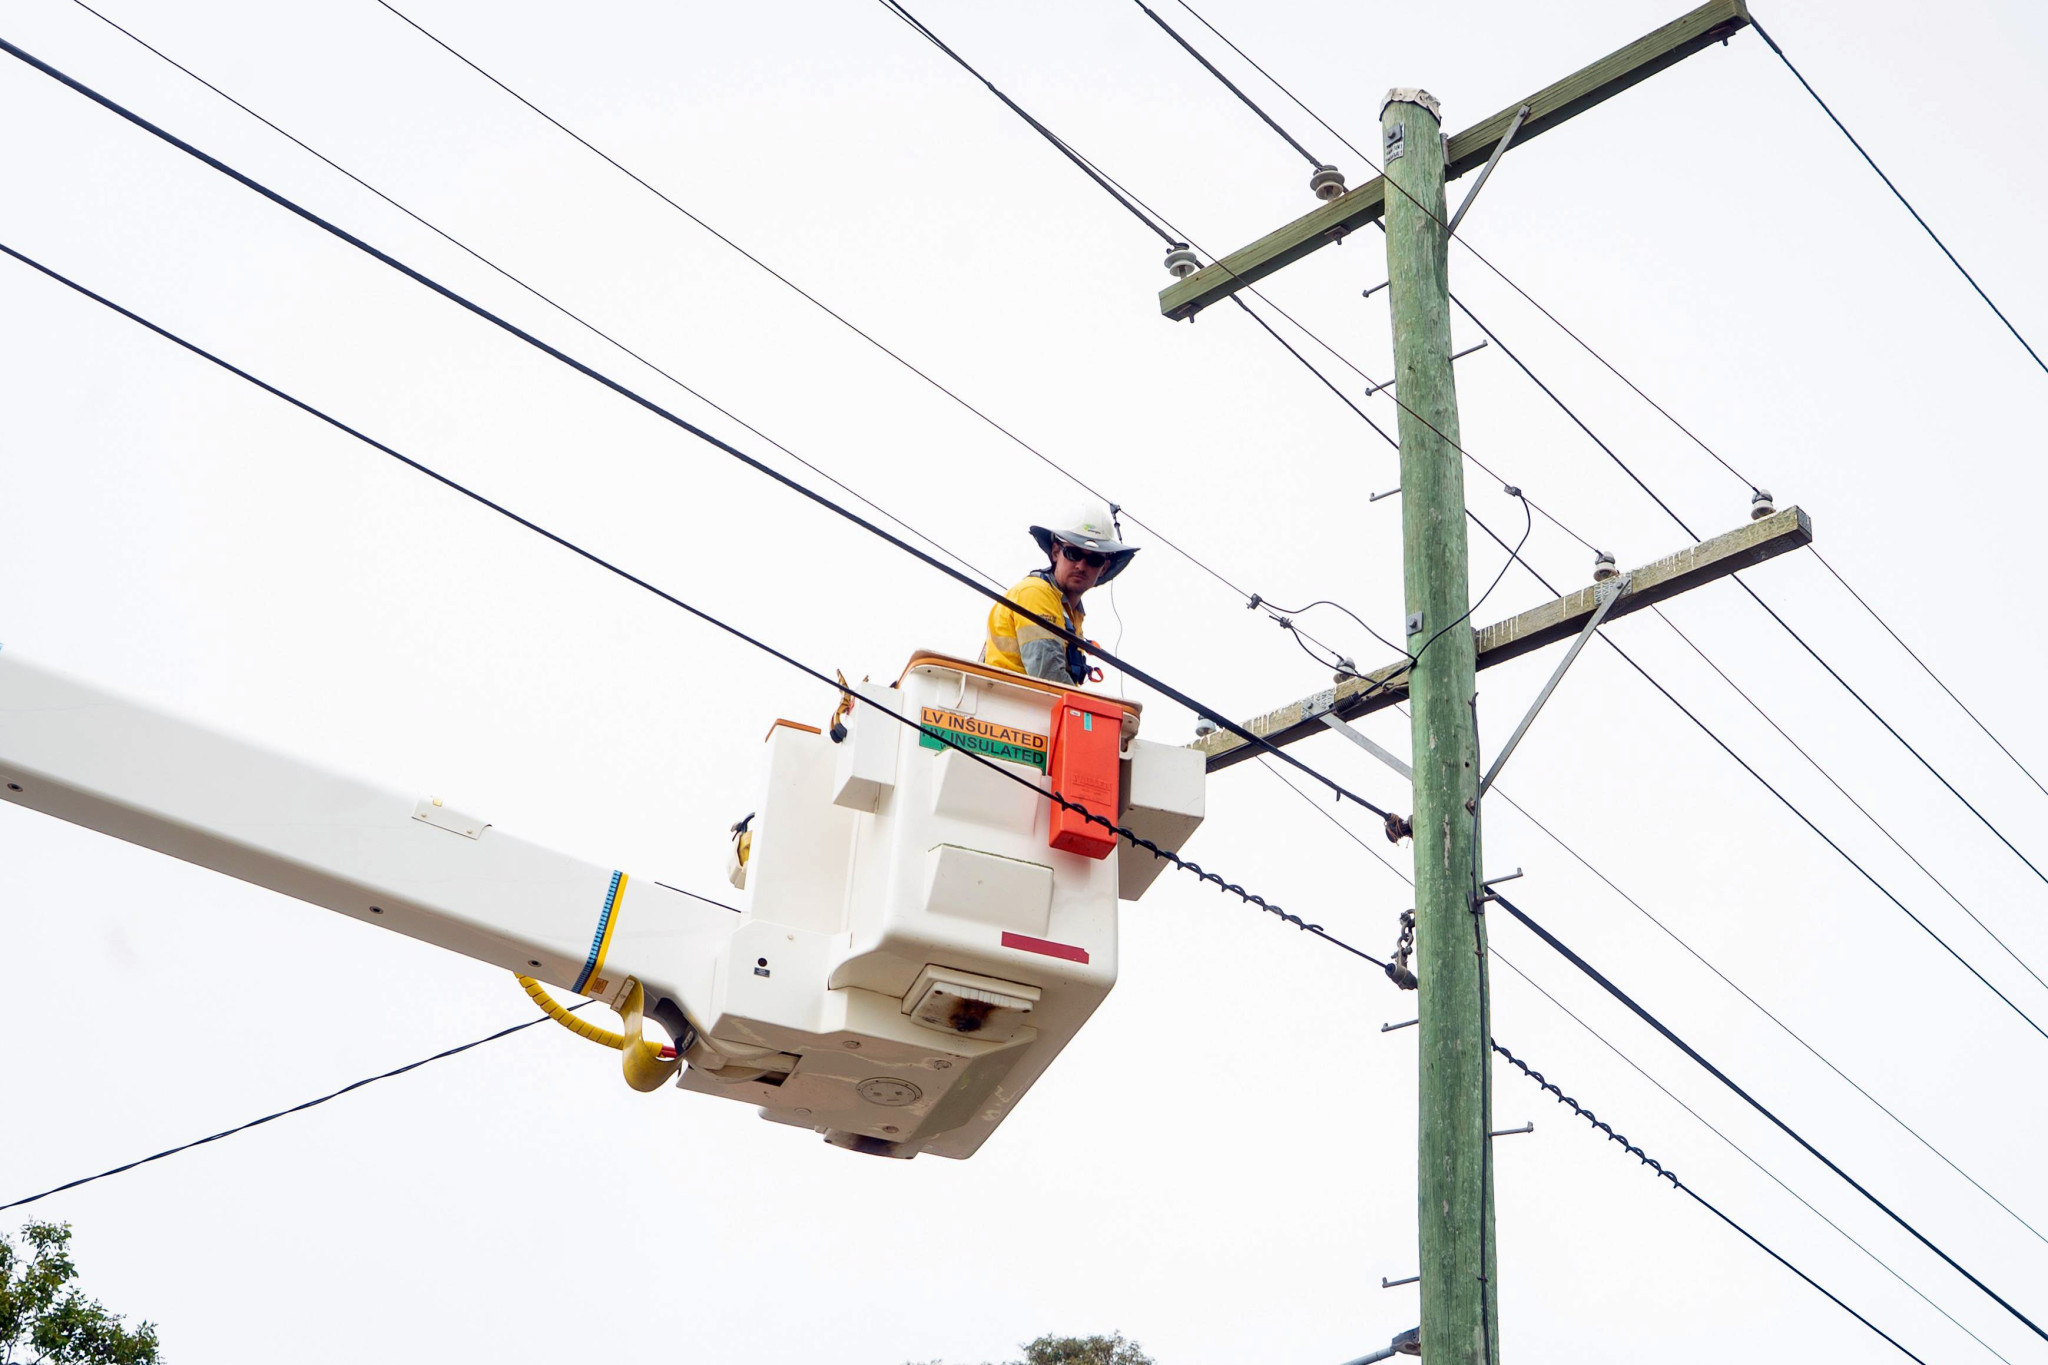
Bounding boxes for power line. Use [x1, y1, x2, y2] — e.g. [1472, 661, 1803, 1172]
[0, 36, 1394, 824]
[88, 0, 1371, 691]
[0, 236, 1386, 973]
[1458, 203, 2048, 841]
[64, 0, 1003, 592]
[0, 998, 597, 1212]
[872, 0, 1179, 244]
[874, 0, 1566, 672]
[1124, 0, 1324, 170]
[1264, 744, 1977, 1354]
[1748, 19, 2047, 380]
[1452, 511, 2048, 1047]
[1118, 5, 2048, 844]
[1810, 547, 2048, 802]
[1275, 759, 2001, 1356]
[1493, 948, 2012, 1362]
[361, 0, 1324, 686]
[1275, 696, 2048, 1254]
[1448, 294, 1703, 540]
[1152, 0, 1767, 497]
[1251, 319, 2048, 1047]
[1449, 285, 2048, 917]
[84, 0, 1374, 739]
[1487, 783, 2048, 1249]
[1448, 495, 2048, 1070]
[1494, 890, 2048, 1344]
[1648, 603, 2048, 995]
[1737, 577, 2048, 892]
[1490, 1040, 1930, 1364]
[854, 7, 2048, 1333]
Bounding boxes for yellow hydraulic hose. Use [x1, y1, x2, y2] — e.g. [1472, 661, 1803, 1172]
[517, 973, 628, 1049]
[515, 974, 682, 1093]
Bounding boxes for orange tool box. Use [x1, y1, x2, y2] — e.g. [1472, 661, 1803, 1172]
[1047, 691, 1125, 860]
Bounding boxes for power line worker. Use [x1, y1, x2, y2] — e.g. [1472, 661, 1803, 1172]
[983, 507, 1137, 684]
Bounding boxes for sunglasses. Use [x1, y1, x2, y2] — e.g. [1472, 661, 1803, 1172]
[1058, 544, 1110, 569]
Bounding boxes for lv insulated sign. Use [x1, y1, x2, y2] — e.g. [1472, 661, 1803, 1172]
[919, 707, 1050, 770]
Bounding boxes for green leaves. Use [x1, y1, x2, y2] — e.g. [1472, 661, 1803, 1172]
[1017, 1332, 1155, 1365]
[0, 1223, 160, 1365]
[905, 1331, 1155, 1365]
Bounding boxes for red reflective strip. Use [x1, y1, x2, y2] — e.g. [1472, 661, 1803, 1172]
[1000, 931, 1090, 964]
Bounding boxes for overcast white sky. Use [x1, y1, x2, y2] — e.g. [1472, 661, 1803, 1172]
[4, 0, 2047, 1361]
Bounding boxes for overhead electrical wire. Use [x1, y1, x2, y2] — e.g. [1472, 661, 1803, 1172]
[359, 0, 1359, 677]
[1488, 782, 2048, 1248]
[1265, 775, 1967, 1359]
[1123, 0, 1324, 171]
[844, 8, 2047, 1342]
[1495, 890, 2048, 1344]
[1808, 546, 2048, 802]
[1747, 18, 2047, 380]
[62, 0, 1004, 592]
[1492, 948, 2012, 1362]
[19, 21, 2031, 1342]
[376, 0, 1412, 672]
[0, 217, 1962, 1349]
[0, 237, 1389, 973]
[1458, 257, 2048, 836]
[0, 36, 1399, 826]
[863, 0, 2048, 1018]
[1212, 253, 2048, 1049]
[74, 0, 1384, 693]
[1649, 604, 2048, 995]
[1452, 289, 2048, 901]
[1490, 1039, 1931, 1364]
[72, 0, 1358, 757]
[1452, 510, 2048, 1047]
[866, 0, 1601, 673]
[1137, 0, 2048, 820]
[1273, 682, 2048, 1254]
[0, 997, 598, 1213]
[1222, 264, 1892, 935]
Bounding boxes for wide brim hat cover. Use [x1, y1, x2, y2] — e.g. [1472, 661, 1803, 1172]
[1030, 521, 1139, 584]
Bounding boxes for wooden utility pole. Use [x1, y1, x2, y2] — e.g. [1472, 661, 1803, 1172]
[1143, 6, 1811, 1362]
[1381, 87, 1496, 1365]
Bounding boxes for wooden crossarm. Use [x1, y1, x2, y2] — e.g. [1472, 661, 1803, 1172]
[1192, 504, 1809, 771]
[1157, 0, 1752, 321]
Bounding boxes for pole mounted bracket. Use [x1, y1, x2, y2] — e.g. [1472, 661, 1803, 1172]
[1445, 103, 1530, 237]
[1477, 572, 1631, 798]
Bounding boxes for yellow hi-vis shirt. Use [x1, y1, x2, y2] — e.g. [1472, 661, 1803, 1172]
[983, 572, 1083, 682]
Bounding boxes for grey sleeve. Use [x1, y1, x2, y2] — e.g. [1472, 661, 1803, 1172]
[1020, 639, 1069, 682]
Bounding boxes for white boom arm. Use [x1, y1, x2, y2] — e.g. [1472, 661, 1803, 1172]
[0, 647, 732, 1045]
[0, 646, 1206, 1159]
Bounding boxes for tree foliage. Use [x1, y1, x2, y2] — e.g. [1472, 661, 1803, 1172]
[0, 1223, 160, 1365]
[907, 1331, 1154, 1365]
[1015, 1332, 1153, 1365]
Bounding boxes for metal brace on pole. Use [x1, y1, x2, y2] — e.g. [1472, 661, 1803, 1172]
[1477, 572, 1631, 797]
[1445, 103, 1530, 237]
[1304, 687, 1415, 781]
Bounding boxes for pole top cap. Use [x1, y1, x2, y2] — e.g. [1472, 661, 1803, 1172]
[1380, 87, 1441, 120]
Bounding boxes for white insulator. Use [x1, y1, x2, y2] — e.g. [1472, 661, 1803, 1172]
[1309, 164, 1347, 202]
[1164, 245, 1200, 280]
[1750, 488, 1776, 520]
[1592, 550, 1618, 583]
[1193, 716, 1220, 738]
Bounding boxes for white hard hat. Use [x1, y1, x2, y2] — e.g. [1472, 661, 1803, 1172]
[1030, 506, 1138, 582]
